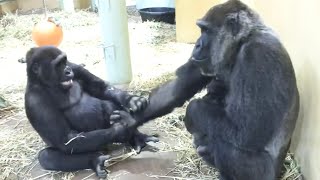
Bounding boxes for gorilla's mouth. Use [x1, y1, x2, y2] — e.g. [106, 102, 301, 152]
[61, 79, 73, 87]
[190, 56, 210, 62]
[190, 57, 215, 77]
[197, 64, 215, 77]
[200, 69, 215, 77]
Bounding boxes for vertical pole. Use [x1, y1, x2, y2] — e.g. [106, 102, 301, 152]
[60, 0, 75, 12]
[97, 0, 132, 85]
[42, 0, 47, 18]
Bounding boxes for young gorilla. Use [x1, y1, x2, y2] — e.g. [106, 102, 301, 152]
[135, 1, 299, 180]
[24, 46, 157, 178]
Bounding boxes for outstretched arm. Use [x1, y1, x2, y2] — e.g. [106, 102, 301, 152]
[68, 62, 147, 112]
[135, 61, 212, 125]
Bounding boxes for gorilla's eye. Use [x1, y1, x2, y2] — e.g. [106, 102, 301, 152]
[55, 61, 66, 73]
[201, 27, 211, 34]
[56, 58, 66, 67]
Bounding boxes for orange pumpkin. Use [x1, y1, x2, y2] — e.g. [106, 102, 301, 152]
[32, 18, 63, 47]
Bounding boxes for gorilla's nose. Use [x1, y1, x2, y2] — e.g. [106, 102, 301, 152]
[64, 67, 74, 78]
[65, 70, 72, 76]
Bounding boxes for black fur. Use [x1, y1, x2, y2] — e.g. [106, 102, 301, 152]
[24, 46, 156, 178]
[136, 1, 299, 179]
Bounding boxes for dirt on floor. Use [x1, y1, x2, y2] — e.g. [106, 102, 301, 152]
[0, 6, 302, 180]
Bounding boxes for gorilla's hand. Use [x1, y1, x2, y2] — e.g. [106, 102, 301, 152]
[110, 110, 136, 142]
[93, 155, 110, 179]
[110, 110, 136, 127]
[125, 96, 148, 113]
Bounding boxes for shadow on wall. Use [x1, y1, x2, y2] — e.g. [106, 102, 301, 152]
[250, 0, 320, 179]
[291, 58, 320, 179]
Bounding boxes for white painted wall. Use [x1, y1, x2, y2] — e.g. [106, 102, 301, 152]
[136, 0, 175, 9]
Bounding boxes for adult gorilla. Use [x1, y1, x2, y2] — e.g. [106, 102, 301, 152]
[135, 0, 300, 179]
[24, 46, 157, 178]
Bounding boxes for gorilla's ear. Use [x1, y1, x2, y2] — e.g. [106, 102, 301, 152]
[226, 13, 241, 37]
[32, 62, 40, 74]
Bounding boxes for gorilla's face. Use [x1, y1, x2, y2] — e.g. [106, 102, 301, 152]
[190, 0, 254, 77]
[52, 53, 74, 89]
[26, 46, 74, 89]
[190, 19, 216, 77]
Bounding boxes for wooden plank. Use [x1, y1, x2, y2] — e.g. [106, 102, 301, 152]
[74, 0, 90, 9]
[175, 0, 221, 43]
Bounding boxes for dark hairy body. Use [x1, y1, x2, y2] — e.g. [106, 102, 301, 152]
[24, 46, 157, 178]
[135, 1, 299, 179]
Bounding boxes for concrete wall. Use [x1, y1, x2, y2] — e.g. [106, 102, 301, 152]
[0, 0, 91, 13]
[136, 0, 175, 9]
[0, 1, 18, 15]
[176, 0, 320, 179]
[17, 0, 59, 11]
[0, 0, 92, 17]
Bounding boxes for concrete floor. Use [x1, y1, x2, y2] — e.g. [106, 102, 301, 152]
[29, 125, 178, 180]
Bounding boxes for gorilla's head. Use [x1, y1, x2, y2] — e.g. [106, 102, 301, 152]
[26, 46, 74, 89]
[190, 0, 261, 76]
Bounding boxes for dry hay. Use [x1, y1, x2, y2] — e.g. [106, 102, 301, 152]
[0, 124, 43, 179]
[0, 10, 98, 45]
[0, 87, 136, 180]
[0, 8, 302, 180]
[129, 74, 303, 180]
[152, 112, 303, 180]
[0, 85, 43, 180]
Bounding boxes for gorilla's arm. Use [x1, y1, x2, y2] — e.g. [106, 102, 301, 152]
[136, 61, 212, 125]
[68, 62, 141, 110]
[25, 89, 129, 154]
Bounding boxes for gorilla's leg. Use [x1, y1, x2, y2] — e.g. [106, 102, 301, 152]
[185, 99, 275, 180]
[128, 130, 159, 153]
[185, 99, 221, 167]
[219, 173, 233, 180]
[216, 145, 275, 180]
[38, 147, 109, 178]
